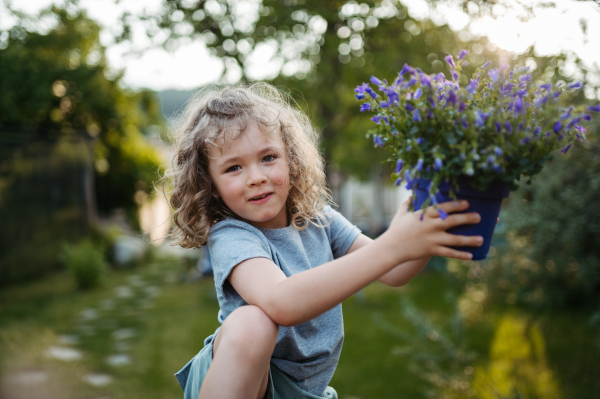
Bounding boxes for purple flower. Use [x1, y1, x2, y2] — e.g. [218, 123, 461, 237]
[391, 128, 399, 135]
[355, 83, 368, 93]
[583, 114, 592, 121]
[553, 121, 562, 133]
[366, 87, 378, 99]
[459, 102, 467, 112]
[434, 158, 443, 171]
[370, 76, 383, 86]
[519, 74, 532, 82]
[462, 118, 469, 129]
[405, 103, 415, 112]
[534, 126, 541, 136]
[504, 122, 512, 134]
[428, 96, 436, 108]
[560, 107, 573, 120]
[520, 137, 531, 146]
[416, 138, 424, 145]
[399, 63, 414, 76]
[444, 54, 456, 68]
[406, 145, 412, 152]
[355, 93, 365, 100]
[395, 159, 403, 173]
[451, 70, 459, 81]
[488, 68, 499, 82]
[475, 111, 486, 126]
[482, 61, 491, 69]
[360, 103, 371, 112]
[380, 101, 390, 108]
[371, 115, 381, 124]
[487, 155, 495, 164]
[419, 73, 432, 87]
[458, 49, 469, 60]
[561, 143, 572, 154]
[567, 117, 581, 128]
[405, 170, 413, 190]
[395, 177, 403, 186]
[568, 81, 583, 89]
[447, 90, 458, 106]
[540, 83, 552, 90]
[534, 95, 549, 107]
[385, 88, 400, 104]
[514, 98, 525, 115]
[382, 116, 389, 125]
[416, 158, 424, 171]
[407, 77, 417, 87]
[587, 104, 600, 112]
[413, 109, 421, 122]
[466, 78, 479, 94]
[494, 121, 501, 133]
[414, 88, 423, 100]
[438, 208, 449, 220]
[494, 147, 503, 156]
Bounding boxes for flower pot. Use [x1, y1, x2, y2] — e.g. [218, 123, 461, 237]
[413, 176, 510, 260]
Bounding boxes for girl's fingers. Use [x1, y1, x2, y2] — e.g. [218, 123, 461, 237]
[441, 233, 483, 248]
[425, 200, 470, 218]
[435, 246, 473, 260]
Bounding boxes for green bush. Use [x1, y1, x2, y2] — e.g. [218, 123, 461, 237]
[60, 240, 108, 290]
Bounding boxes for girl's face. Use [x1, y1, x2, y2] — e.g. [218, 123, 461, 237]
[208, 121, 291, 229]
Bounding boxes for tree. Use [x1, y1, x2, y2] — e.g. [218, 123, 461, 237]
[0, 5, 165, 216]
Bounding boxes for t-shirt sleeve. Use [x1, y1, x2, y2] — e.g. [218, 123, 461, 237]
[322, 205, 362, 259]
[208, 220, 272, 300]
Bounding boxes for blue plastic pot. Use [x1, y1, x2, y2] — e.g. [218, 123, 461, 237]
[413, 176, 510, 260]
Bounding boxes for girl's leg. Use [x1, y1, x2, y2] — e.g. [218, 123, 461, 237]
[198, 305, 279, 399]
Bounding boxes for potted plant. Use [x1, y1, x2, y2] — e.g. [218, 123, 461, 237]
[355, 50, 599, 259]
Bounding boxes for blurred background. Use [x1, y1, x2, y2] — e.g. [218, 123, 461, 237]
[1, 0, 600, 398]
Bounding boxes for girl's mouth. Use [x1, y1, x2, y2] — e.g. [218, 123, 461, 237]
[249, 193, 273, 204]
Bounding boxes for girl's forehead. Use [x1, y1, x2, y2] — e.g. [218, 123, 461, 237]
[207, 121, 284, 159]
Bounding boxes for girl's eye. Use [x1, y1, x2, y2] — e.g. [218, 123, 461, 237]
[263, 154, 278, 162]
[226, 165, 240, 173]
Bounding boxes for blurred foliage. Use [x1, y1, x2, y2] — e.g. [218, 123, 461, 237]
[0, 5, 165, 217]
[60, 239, 109, 290]
[0, 5, 167, 285]
[0, 137, 91, 285]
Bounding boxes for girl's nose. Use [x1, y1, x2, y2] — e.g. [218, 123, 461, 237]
[247, 166, 267, 186]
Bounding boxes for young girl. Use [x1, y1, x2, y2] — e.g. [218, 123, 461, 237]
[169, 83, 482, 399]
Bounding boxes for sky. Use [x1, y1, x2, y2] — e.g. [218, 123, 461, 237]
[2, 0, 600, 96]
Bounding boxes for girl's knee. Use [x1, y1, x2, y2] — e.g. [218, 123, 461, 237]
[220, 305, 279, 349]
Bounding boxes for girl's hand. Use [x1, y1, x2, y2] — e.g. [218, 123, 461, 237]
[381, 198, 482, 262]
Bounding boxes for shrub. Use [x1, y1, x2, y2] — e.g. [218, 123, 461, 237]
[60, 240, 109, 290]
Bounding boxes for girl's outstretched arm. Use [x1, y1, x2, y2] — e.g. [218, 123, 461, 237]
[228, 200, 482, 327]
[346, 234, 431, 287]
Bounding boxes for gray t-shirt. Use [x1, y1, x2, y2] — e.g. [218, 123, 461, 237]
[207, 205, 361, 395]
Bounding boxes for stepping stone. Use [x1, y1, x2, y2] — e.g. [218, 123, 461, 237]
[58, 334, 80, 345]
[100, 299, 115, 310]
[105, 354, 131, 366]
[112, 328, 136, 340]
[9, 370, 48, 385]
[81, 308, 99, 320]
[45, 346, 84, 361]
[82, 373, 113, 387]
[115, 286, 134, 299]
[144, 286, 161, 298]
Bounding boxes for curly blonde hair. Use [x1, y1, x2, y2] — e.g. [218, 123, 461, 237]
[167, 83, 334, 248]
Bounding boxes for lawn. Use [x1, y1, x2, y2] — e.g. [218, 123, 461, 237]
[1, 256, 598, 399]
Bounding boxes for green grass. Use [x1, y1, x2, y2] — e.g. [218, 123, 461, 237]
[1, 264, 599, 399]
